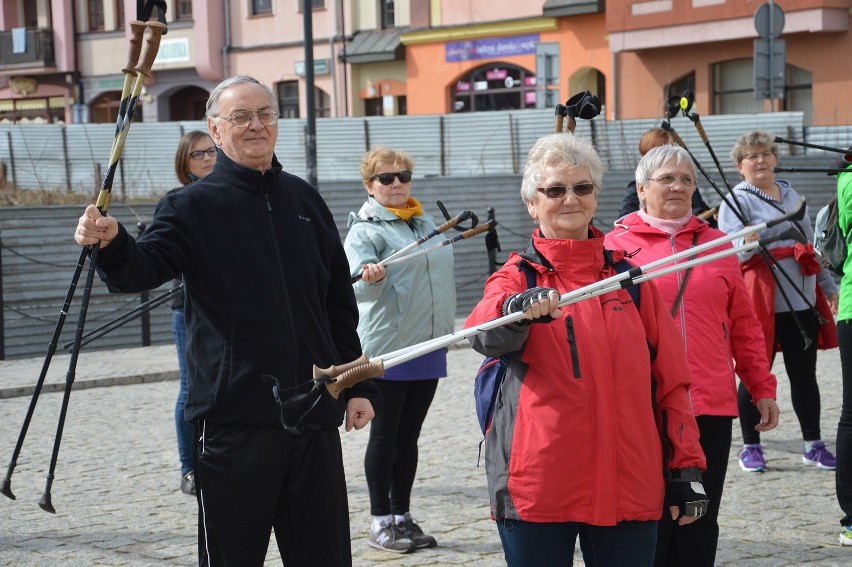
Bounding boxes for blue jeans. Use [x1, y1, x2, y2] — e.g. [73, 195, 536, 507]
[172, 309, 193, 476]
[497, 518, 657, 567]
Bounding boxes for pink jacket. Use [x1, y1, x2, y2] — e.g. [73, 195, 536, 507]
[465, 227, 705, 525]
[605, 213, 776, 417]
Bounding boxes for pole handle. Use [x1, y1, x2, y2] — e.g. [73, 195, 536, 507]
[314, 354, 385, 399]
[135, 21, 167, 77]
[122, 21, 147, 75]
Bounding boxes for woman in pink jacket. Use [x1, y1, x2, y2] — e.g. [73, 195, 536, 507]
[466, 134, 708, 567]
[605, 144, 779, 567]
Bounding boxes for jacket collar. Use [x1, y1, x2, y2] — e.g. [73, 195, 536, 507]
[519, 225, 619, 274]
[211, 149, 283, 193]
[613, 211, 709, 237]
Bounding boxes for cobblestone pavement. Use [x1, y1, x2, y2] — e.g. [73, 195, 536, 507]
[0, 344, 849, 566]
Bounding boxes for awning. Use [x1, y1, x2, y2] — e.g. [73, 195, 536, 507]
[542, 0, 603, 17]
[341, 28, 404, 65]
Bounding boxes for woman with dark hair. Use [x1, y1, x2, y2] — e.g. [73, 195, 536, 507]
[171, 130, 216, 495]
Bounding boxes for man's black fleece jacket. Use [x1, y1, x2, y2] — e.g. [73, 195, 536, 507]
[95, 150, 377, 427]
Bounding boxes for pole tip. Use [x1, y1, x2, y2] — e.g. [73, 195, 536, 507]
[38, 493, 56, 514]
[0, 479, 15, 500]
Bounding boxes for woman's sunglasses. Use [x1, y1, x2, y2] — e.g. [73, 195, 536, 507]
[370, 170, 412, 185]
[536, 183, 596, 199]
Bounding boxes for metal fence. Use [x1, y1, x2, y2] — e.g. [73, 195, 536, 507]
[3, 109, 850, 198]
[0, 151, 842, 361]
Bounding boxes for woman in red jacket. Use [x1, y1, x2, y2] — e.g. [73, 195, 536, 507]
[465, 133, 708, 567]
[605, 144, 779, 567]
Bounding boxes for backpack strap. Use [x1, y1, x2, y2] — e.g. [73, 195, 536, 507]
[517, 259, 537, 290]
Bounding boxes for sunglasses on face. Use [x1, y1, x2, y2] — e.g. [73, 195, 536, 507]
[370, 170, 413, 185]
[190, 147, 217, 160]
[536, 183, 596, 199]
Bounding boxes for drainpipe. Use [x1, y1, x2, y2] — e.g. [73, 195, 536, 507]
[222, 0, 231, 78]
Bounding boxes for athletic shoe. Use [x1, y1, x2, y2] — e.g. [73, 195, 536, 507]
[397, 514, 437, 548]
[180, 471, 196, 496]
[803, 441, 836, 470]
[840, 525, 852, 546]
[368, 522, 416, 554]
[738, 445, 766, 472]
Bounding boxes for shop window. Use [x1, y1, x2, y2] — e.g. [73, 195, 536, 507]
[451, 64, 536, 113]
[277, 80, 299, 118]
[91, 91, 142, 124]
[713, 59, 812, 124]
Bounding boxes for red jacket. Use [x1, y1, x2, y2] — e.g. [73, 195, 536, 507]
[605, 214, 776, 417]
[465, 227, 705, 525]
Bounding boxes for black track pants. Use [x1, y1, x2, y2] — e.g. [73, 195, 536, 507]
[196, 421, 351, 567]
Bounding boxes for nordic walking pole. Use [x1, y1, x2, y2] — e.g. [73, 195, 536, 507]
[365, 220, 495, 274]
[351, 211, 474, 283]
[316, 200, 807, 397]
[0, 21, 148, 503]
[61, 284, 182, 351]
[38, 21, 166, 514]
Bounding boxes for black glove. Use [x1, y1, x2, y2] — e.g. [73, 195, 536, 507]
[502, 286, 560, 324]
[666, 467, 709, 520]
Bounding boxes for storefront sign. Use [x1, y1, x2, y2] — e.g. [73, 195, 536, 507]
[446, 34, 539, 63]
[154, 38, 190, 64]
[295, 59, 330, 76]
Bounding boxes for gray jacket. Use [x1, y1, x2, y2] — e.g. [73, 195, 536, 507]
[344, 197, 456, 360]
[718, 178, 838, 312]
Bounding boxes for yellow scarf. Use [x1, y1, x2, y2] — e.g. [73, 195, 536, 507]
[385, 197, 424, 221]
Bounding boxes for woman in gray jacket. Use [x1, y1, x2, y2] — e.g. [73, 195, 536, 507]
[344, 147, 456, 555]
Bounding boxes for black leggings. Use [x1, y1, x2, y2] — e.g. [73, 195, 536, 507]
[739, 309, 822, 445]
[655, 416, 732, 567]
[365, 378, 439, 516]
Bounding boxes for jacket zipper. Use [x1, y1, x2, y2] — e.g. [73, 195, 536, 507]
[565, 315, 581, 378]
[264, 189, 299, 386]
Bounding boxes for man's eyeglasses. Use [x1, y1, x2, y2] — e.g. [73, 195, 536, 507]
[370, 171, 413, 185]
[190, 147, 217, 160]
[216, 109, 280, 128]
[742, 151, 774, 162]
[648, 175, 696, 187]
[536, 183, 596, 199]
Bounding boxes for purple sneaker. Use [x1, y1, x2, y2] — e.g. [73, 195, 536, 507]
[738, 445, 766, 472]
[803, 441, 836, 470]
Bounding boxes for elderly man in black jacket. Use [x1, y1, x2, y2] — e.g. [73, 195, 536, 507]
[74, 75, 376, 566]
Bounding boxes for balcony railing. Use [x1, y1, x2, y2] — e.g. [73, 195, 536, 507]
[0, 28, 54, 68]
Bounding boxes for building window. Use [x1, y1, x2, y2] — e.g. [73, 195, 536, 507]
[277, 80, 299, 118]
[315, 87, 330, 118]
[251, 0, 272, 16]
[88, 0, 105, 31]
[451, 63, 536, 113]
[297, 0, 324, 11]
[115, 0, 125, 29]
[177, 0, 193, 19]
[381, 0, 395, 29]
[713, 59, 812, 124]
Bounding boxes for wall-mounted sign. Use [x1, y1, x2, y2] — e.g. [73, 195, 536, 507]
[154, 37, 190, 64]
[446, 34, 539, 63]
[295, 59, 330, 76]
